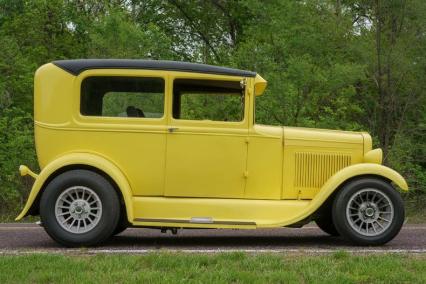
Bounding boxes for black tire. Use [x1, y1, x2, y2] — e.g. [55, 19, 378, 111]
[315, 211, 339, 236]
[113, 209, 129, 235]
[40, 169, 120, 247]
[332, 177, 404, 246]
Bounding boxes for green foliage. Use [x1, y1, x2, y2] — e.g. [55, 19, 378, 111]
[180, 92, 244, 122]
[0, 0, 424, 215]
[0, 107, 37, 215]
[87, 8, 174, 59]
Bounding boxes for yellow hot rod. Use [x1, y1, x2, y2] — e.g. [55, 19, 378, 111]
[17, 59, 407, 246]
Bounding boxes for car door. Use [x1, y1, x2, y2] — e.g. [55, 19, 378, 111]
[164, 75, 249, 198]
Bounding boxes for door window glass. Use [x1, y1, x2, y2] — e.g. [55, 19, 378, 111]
[173, 79, 244, 122]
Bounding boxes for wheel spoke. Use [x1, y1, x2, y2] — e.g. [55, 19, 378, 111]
[371, 192, 377, 202]
[376, 197, 386, 206]
[75, 189, 81, 199]
[69, 219, 76, 229]
[60, 198, 71, 205]
[375, 220, 384, 229]
[372, 223, 377, 233]
[58, 205, 70, 210]
[62, 215, 73, 224]
[70, 189, 77, 201]
[378, 216, 391, 223]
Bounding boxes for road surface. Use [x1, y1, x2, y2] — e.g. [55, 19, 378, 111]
[0, 223, 425, 254]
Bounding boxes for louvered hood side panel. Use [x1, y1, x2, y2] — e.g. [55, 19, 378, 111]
[282, 127, 364, 199]
[294, 152, 351, 189]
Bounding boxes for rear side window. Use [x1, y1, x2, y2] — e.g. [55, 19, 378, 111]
[81, 76, 164, 118]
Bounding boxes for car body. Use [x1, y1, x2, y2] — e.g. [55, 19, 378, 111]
[17, 59, 407, 246]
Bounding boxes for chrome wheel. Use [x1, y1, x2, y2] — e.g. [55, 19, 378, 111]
[55, 186, 102, 234]
[346, 188, 394, 237]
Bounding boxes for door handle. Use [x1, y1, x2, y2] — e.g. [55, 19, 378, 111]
[168, 127, 179, 133]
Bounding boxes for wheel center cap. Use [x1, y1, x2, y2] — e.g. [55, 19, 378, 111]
[365, 207, 375, 217]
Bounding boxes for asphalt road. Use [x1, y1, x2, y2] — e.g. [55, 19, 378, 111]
[0, 223, 425, 253]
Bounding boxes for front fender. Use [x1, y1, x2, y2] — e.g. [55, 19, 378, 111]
[307, 162, 407, 213]
[266, 163, 408, 227]
[16, 152, 134, 222]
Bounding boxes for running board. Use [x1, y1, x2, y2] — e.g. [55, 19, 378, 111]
[132, 196, 310, 228]
[134, 218, 256, 226]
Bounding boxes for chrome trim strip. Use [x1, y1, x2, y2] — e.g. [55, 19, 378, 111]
[133, 218, 256, 226]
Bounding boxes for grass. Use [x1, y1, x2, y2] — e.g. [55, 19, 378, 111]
[0, 252, 425, 283]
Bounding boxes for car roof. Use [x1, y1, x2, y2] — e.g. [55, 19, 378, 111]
[53, 59, 257, 77]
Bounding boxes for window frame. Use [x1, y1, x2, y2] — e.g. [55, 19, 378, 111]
[74, 69, 169, 127]
[169, 74, 249, 129]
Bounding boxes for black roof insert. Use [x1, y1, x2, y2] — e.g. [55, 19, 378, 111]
[53, 59, 256, 77]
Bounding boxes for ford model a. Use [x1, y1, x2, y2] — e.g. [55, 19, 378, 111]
[17, 60, 407, 246]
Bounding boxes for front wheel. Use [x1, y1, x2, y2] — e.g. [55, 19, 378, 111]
[315, 212, 339, 236]
[332, 178, 405, 246]
[40, 170, 120, 247]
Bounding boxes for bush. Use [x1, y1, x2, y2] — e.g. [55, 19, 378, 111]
[0, 107, 37, 217]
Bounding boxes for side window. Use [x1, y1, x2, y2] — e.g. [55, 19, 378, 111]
[80, 76, 164, 118]
[173, 79, 244, 122]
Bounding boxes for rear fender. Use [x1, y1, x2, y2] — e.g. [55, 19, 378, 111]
[16, 152, 133, 222]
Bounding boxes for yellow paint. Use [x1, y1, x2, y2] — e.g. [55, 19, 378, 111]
[364, 148, 383, 164]
[245, 125, 283, 199]
[16, 62, 408, 228]
[19, 165, 38, 179]
[132, 197, 309, 228]
[254, 74, 267, 96]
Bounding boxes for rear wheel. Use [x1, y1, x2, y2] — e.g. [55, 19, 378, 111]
[113, 209, 129, 235]
[40, 170, 120, 247]
[332, 177, 404, 246]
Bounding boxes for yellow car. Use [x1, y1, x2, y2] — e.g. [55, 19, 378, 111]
[17, 59, 407, 247]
